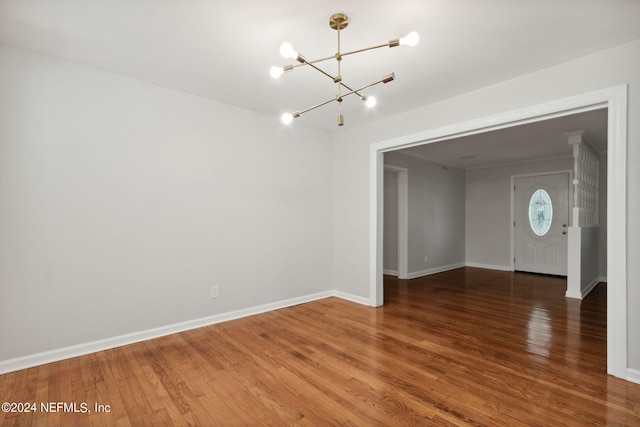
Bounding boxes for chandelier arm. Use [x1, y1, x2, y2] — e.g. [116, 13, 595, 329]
[287, 43, 388, 70]
[301, 60, 367, 99]
[337, 81, 366, 100]
[285, 64, 381, 100]
[284, 54, 340, 72]
[339, 74, 395, 99]
[288, 59, 365, 100]
[306, 55, 337, 65]
[295, 73, 395, 118]
[297, 96, 340, 116]
[304, 61, 341, 83]
[340, 42, 393, 58]
[289, 54, 336, 68]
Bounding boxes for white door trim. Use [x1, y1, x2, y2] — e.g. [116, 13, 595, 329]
[369, 85, 628, 379]
[510, 170, 574, 273]
[384, 165, 409, 279]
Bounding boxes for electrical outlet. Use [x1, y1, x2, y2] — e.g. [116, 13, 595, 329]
[210, 285, 219, 299]
[424, 255, 428, 263]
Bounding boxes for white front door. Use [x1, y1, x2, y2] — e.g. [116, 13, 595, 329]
[514, 173, 569, 276]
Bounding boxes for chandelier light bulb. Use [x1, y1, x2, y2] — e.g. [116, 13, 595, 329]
[281, 113, 294, 125]
[279, 42, 298, 59]
[365, 96, 377, 108]
[399, 31, 420, 47]
[270, 66, 284, 79]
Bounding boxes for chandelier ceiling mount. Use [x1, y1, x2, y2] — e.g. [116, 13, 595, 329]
[329, 13, 349, 31]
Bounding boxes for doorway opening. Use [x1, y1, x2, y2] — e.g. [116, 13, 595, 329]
[370, 86, 627, 379]
[383, 165, 408, 279]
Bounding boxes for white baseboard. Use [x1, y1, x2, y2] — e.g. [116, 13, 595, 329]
[406, 262, 465, 279]
[599, 276, 608, 283]
[566, 277, 601, 300]
[390, 262, 514, 280]
[0, 290, 368, 375]
[331, 290, 370, 306]
[565, 289, 582, 299]
[581, 278, 600, 298]
[627, 368, 640, 385]
[465, 262, 513, 272]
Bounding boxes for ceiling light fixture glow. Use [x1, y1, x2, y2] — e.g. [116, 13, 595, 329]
[400, 31, 420, 47]
[365, 96, 377, 108]
[269, 65, 293, 79]
[272, 13, 419, 126]
[270, 66, 284, 79]
[281, 113, 294, 124]
[279, 42, 298, 60]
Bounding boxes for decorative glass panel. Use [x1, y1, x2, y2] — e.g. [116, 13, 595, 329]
[529, 189, 553, 236]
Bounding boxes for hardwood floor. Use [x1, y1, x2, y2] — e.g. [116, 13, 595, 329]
[2, 267, 640, 426]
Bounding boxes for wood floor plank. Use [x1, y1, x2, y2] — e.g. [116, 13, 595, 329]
[2, 267, 640, 425]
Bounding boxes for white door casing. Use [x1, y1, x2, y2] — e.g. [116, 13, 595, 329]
[514, 173, 570, 276]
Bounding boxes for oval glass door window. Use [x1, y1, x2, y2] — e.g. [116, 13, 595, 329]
[529, 189, 553, 236]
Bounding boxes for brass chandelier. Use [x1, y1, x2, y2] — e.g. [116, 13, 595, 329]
[270, 13, 419, 126]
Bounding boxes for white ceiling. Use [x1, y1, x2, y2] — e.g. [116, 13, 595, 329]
[0, 0, 637, 164]
[398, 108, 608, 169]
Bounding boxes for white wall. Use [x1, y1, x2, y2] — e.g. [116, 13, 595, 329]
[579, 227, 601, 293]
[385, 153, 604, 281]
[0, 46, 334, 364]
[383, 170, 398, 274]
[384, 152, 465, 276]
[465, 157, 573, 270]
[567, 227, 600, 299]
[332, 39, 640, 369]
